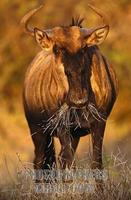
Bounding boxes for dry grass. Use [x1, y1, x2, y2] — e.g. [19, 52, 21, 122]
[0, 150, 130, 200]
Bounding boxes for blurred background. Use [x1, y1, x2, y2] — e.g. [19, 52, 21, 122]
[0, 0, 131, 172]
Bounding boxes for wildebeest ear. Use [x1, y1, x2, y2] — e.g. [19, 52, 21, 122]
[86, 25, 109, 46]
[34, 28, 52, 50]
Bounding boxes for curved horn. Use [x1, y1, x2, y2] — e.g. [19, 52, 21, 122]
[81, 4, 109, 37]
[20, 5, 44, 36]
[87, 4, 109, 28]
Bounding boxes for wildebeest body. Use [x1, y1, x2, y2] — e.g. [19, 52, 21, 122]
[23, 45, 117, 124]
[21, 5, 118, 175]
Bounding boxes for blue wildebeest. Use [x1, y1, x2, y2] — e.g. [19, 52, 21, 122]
[21, 5, 118, 181]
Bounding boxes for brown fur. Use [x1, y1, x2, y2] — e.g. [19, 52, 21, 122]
[21, 8, 118, 184]
[24, 51, 69, 114]
[24, 45, 118, 117]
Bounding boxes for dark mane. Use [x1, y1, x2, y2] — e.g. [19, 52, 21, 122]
[70, 17, 84, 28]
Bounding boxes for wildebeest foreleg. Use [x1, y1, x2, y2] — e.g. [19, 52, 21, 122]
[29, 124, 56, 181]
[58, 133, 78, 169]
[91, 121, 106, 190]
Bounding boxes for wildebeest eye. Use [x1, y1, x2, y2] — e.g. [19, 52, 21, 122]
[81, 45, 87, 54]
[65, 70, 72, 78]
[53, 45, 61, 55]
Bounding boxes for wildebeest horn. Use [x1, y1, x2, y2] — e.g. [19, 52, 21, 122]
[81, 4, 109, 37]
[87, 4, 109, 27]
[20, 5, 44, 37]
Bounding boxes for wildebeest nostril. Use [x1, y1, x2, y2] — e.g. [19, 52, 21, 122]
[71, 98, 88, 107]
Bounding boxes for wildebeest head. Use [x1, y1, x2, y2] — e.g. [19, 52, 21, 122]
[21, 5, 109, 109]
